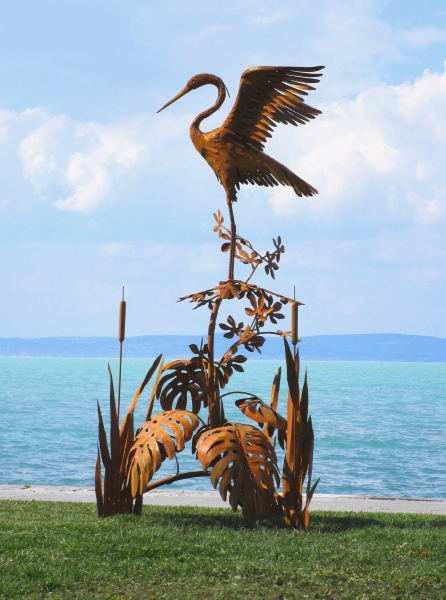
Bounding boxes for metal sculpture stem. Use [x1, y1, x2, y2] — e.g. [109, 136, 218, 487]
[117, 340, 123, 422]
[227, 199, 236, 280]
[207, 297, 223, 427]
[145, 471, 210, 493]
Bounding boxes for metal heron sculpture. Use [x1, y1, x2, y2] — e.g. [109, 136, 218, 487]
[158, 66, 324, 280]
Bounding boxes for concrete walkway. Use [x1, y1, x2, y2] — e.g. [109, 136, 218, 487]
[1, 485, 445, 514]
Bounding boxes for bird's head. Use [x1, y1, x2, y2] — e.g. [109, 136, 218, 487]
[157, 73, 229, 113]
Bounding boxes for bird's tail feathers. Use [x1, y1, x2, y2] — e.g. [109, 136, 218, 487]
[265, 154, 318, 197]
[225, 153, 318, 198]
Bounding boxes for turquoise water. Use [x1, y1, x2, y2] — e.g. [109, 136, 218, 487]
[0, 358, 445, 498]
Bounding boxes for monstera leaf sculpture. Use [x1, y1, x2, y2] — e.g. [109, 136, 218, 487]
[127, 410, 201, 496]
[196, 423, 280, 519]
[235, 395, 287, 450]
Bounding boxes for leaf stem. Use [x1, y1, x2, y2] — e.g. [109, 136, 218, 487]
[144, 471, 210, 493]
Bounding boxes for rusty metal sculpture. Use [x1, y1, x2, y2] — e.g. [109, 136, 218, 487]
[95, 355, 162, 517]
[96, 66, 323, 529]
[158, 66, 324, 279]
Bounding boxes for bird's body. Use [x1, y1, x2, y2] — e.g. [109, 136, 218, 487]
[158, 66, 324, 278]
[190, 125, 317, 202]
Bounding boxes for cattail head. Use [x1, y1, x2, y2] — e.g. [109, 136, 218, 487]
[291, 301, 299, 346]
[118, 287, 126, 343]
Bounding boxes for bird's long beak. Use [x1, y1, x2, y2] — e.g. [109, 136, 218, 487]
[157, 86, 191, 113]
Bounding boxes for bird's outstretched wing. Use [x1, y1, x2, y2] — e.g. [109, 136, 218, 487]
[220, 66, 324, 151]
[228, 151, 318, 197]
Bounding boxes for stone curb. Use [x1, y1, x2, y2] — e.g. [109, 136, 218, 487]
[1, 485, 445, 514]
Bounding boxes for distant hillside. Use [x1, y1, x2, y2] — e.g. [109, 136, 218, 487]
[0, 333, 445, 362]
[299, 334, 446, 362]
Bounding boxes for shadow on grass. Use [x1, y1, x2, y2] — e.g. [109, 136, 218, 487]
[141, 505, 286, 530]
[139, 505, 446, 533]
[310, 511, 446, 532]
[3, 500, 446, 534]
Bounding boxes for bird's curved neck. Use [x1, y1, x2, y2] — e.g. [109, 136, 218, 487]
[191, 76, 226, 133]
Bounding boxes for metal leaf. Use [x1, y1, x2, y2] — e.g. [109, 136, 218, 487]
[95, 356, 162, 517]
[235, 397, 287, 433]
[145, 356, 164, 421]
[263, 367, 283, 447]
[196, 422, 280, 518]
[127, 410, 201, 496]
[95, 450, 104, 518]
[157, 360, 208, 414]
[280, 339, 318, 530]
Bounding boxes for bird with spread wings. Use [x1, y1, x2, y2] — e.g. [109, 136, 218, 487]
[158, 66, 324, 279]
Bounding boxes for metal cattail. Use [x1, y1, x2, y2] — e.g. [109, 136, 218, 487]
[117, 287, 126, 421]
[118, 294, 126, 343]
[291, 301, 299, 346]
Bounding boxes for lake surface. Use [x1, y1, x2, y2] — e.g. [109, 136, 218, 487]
[0, 358, 445, 498]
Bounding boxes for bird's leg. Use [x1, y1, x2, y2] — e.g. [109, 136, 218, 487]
[227, 197, 236, 280]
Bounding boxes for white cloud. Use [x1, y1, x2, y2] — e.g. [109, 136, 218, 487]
[400, 25, 446, 48]
[252, 11, 291, 26]
[9, 270, 43, 293]
[97, 240, 225, 275]
[0, 107, 151, 213]
[0, 101, 210, 216]
[19, 116, 147, 213]
[97, 241, 165, 260]
[268, 63, 446, 226]
[407, 267, 443, 281]
[193, 24, 232, 38]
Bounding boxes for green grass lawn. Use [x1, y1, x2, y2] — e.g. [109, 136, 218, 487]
[0, 500, 445, 599]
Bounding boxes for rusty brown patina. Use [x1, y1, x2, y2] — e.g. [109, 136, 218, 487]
[158, 66, 324, 280]
[96, 66, 323, 529]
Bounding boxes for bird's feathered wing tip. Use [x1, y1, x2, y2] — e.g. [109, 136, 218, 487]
[221, 66, 324, 152]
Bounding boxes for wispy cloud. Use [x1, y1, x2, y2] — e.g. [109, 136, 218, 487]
[187, 24, 233, 39]
[252, 11, 292, 26]
[0, 103, 207, 217]
[268, 63, 446, 226]
[19, 116, 147, 213]
[96, 240, 224, 274]
[2, 0, 446, 338]
[400, 25, 446, 48]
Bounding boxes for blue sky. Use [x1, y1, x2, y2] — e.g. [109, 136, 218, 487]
[0, 0, 445, 338]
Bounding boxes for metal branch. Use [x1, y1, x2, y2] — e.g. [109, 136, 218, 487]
[220, 390, 258, 399]
[227, 198, 236, 280]
[144, 471, 210, 493]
